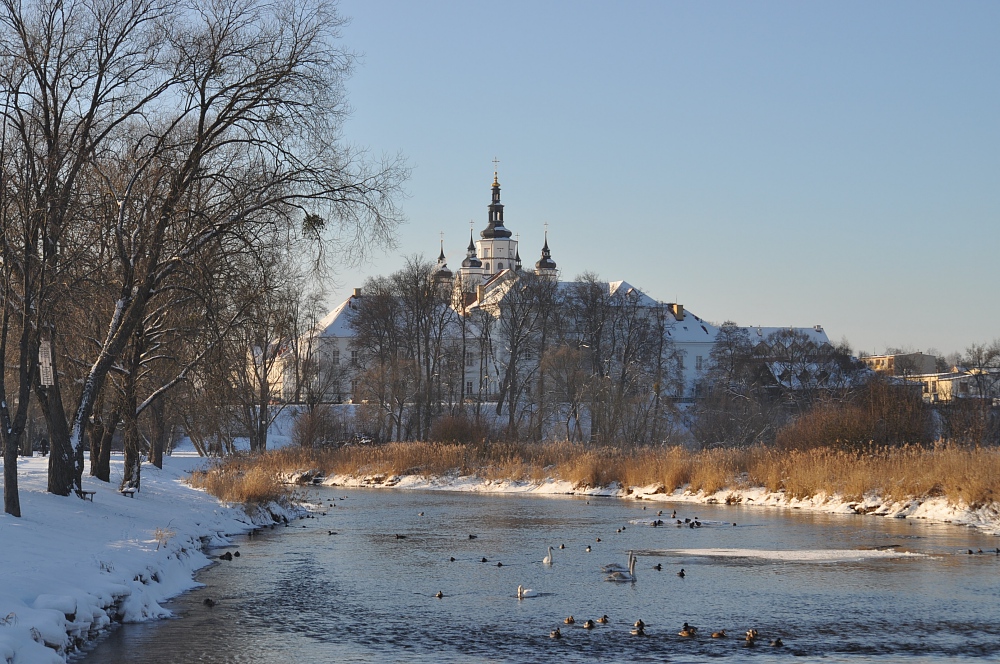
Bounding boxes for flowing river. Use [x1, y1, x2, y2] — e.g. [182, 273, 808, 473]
[80, 487, 1000, 662]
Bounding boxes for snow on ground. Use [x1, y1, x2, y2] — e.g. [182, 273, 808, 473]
[0, 453, 298, 663]
[322, 473, 1000, 537]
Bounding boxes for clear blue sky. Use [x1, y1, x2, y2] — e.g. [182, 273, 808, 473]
[331, 0, 999, 357]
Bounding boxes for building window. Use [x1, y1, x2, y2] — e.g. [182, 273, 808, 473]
[331, 349, 340, 365]
[465, 351, 475, 367]
[466, 381, 473, 394]
[498, 262, 504, 270]
[695, 356, 703, 371]
[484, 262, 490, 272]
[351, 350, 358, 364]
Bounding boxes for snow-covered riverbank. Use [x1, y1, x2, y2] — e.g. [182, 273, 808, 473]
[0, 454, 298, 663]
[320, 472, 1000, 538]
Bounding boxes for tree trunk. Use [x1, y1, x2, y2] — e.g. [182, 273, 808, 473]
[91, 408, 119, 482]
[149, 398, 166, 468]
[121, 329, 143, 489]
[36, 379, 76, 495]
[3, 431, 21, 517]
[121, 408, 142, 490]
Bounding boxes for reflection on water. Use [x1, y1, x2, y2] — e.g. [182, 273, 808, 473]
[79, 489, 1000, 663]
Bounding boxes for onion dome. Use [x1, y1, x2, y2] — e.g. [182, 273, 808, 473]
[461, 230, 482, 268]
[433, 241, 453, 281]
[535, 233, 556, 271]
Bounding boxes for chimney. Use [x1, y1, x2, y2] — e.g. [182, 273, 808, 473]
[670, 303, 684, 321]
[353, 287, 362, 297]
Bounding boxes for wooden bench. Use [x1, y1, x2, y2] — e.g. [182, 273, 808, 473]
[75, 490, 96, 501]
[120, 489, 136, 498]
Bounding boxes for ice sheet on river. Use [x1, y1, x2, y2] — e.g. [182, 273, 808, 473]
[658, 547, 928, 562]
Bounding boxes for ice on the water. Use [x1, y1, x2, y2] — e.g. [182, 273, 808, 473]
[659, 547, 927, 562]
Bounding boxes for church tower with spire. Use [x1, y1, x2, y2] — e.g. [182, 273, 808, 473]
[458, 228, 484, 281]
[534, 231, 558, 280]
[471, 168, 519, 278]
[432, 238, 453, 287]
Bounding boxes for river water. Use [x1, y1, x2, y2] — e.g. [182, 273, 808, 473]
[80, 488, 1000, 663]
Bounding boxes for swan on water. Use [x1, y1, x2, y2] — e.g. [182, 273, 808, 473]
[605, 551, 637, 582]
[602, 550, 633, 573]
[543, 546, 554, 565]
[516, 585, 538, 599]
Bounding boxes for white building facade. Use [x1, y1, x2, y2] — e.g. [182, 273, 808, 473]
[278, 170, 831, 404]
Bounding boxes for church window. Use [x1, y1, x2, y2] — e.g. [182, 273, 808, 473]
[484, 262, 490, 272]
[498, 262, 504, 270]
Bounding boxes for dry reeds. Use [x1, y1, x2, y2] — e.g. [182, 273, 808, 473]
[196, 441, 1000, 508]
[188, 455, 291, 506]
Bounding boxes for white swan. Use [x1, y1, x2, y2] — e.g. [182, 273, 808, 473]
[543, 546, 554, 565]
[602, 550, 633, 573]
[605, 551, 637, 582]
[516, 585, 538, 599]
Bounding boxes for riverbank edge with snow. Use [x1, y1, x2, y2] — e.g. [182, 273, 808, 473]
[0, 455, 304, 664]
[310, 471, 1000, 538]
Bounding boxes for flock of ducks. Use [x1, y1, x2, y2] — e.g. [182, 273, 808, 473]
[383, 502, 787, 650]
[549, 620, 782, 646]
[519, 515, 785, 647]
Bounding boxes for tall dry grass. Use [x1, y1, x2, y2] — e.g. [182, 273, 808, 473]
[188, 455, 291, 506]
[229, 441, 1000, 507]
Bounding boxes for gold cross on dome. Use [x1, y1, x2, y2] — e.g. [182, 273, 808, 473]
[492, 156, 500, 170]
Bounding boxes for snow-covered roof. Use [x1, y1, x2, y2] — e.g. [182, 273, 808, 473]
[312, 295, 359, 338]
[746, 325, 830, 346]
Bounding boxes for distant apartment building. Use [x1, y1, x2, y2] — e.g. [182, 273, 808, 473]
[861, 352, 937, 376]
[908, 370, 1000, 404]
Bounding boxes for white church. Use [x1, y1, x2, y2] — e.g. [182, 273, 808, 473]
[277, 169, 831, 404]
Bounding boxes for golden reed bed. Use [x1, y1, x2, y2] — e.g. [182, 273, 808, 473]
[190, 442, 1000, 508]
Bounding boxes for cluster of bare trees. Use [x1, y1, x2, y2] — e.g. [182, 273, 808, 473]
[348, 267, 684, 444]
[690, 325, 1000, 449]
[1, 0, 405, 516]
[687, 323, 864, 448]
[938, 340, 1000, 445]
